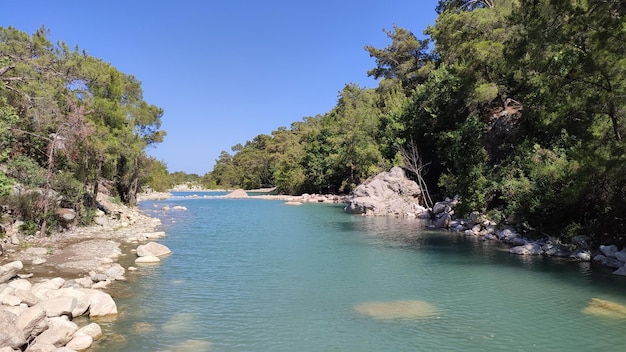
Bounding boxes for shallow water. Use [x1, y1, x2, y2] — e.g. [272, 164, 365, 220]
[93, 193, 626, 351]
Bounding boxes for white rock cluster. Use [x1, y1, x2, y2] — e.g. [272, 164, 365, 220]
[0, 261, 115, 351]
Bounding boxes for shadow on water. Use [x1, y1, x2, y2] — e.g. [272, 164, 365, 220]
[337, 214, 626, 292]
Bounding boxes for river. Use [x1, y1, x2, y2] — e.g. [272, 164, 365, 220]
[92, 192, 626, 351]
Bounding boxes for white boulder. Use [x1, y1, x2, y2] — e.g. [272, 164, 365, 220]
[136, 241, 171, 257]
[0, 261, 23, 284]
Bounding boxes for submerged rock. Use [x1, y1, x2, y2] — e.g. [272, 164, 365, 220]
[354, 300, 438, 320]
[582, 298, 626, 319]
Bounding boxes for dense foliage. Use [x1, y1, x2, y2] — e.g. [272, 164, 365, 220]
[203, 0, 626, 245]
[0, 26, 166, 235]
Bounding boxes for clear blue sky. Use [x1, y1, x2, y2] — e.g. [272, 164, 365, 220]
[3, 0, 439, 175]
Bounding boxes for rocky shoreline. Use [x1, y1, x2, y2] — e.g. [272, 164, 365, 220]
[343, 167, 626, 277]
[0, 193, 173, 351]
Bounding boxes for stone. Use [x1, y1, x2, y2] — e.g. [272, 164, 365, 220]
[33, 316, 78, 347]
[593, 254, 624, 269]
[35, 296, 77, 318]
[0, 309, 26, 349]
[136, 241, 172, 257]
[90, 273, 108, 283]
[74, 322, 102, 339]
[26, 343, 57, 352]
[511, 237, 527, 246]
[55, 208, 76, 222]
[484, 233, 497, 241]
[15, 289, 39, 306]
[91, 280, 112, 289]
[105, 263, 126, 281]
[53, 288, 91, 317]
[141, 231, 166, 239]
[432, 202, 450, 215]
[65, 334, 93, 351]
[8, 278, 32, 291]
[135, 256, 161, 264]
[435, 212, 451, 228]
[74, 277, 93, 288]
[544, 245, 572, 258]
[614, 249, 626, 263]
[15, 305, 47, 339]
[345, 167, 423, 216]
[510, 242, 544, 255]
[77, 289, 117, 317]
[0, 261, 23, 284]
[172, 205, 187, 211]
[571, 249, 591, 262]
[600, 244, 619, 258]
[30, 278, 65, 299]
[468, 211, 483, 226]
[0, 293, 21, 306]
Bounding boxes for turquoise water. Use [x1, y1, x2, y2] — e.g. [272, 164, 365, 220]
[94, 194, 626, 351]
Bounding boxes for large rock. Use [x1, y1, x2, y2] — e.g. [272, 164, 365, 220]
[593, 254, 624, 269]
[74, 322, 102, 340]
[346, 167, 425, 216]
[0, 261, 23, 284]
[15, 289, 39, 306]
[600, 244, 619, 258]
[571, 249, 592, 262]
[614, 249, 626, 263]
[35, 296, 77, 318]
[65, 334, 93, 351]
[136, 241, 172, 257]
[32, 316, 78, 347]
[15, 306, 48, 339]
[77, 289, 117, 317]
[435, 213, 451, 228]
[510, 243, 544, 255]
[55, 208, 76, 223]
[52, 288, 91, 317]
[31, 278, 66, 300]
[105, 263, 126, 281]
[0, 309, 26, 349]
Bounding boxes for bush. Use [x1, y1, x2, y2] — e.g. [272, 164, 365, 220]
[0, 170, 12, 197]
[52, 172, 84, 208]
[5, 156, 46, 188]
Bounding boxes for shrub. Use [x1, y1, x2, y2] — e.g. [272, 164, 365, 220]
[5, 156, 46, 188]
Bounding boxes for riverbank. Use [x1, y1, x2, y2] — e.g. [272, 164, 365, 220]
[0, 192, 170, 350]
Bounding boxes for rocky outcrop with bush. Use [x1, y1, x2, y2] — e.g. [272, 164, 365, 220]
[345, 167, 428, 217]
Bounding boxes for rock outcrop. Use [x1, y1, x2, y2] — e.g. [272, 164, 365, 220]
[345, 167, 427, 217]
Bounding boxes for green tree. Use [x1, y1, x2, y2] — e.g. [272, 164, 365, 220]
[365, 25, 432, 95]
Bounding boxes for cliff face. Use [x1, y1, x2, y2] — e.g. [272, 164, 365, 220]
[345, 167, 427, 217]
